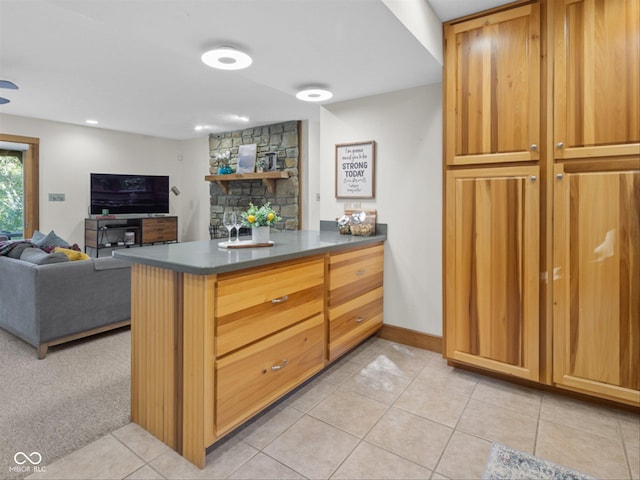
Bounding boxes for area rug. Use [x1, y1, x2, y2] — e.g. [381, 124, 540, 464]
[0, 327, 131, 480]
[483, 443, 598, 480]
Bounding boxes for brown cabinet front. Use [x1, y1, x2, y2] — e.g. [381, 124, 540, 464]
[553, 165, 640, 405]
[141, 217, 177, 244]
[215, 314, 324, 435]
[444, 3, 540, 166]
[445, 166, 540, 381]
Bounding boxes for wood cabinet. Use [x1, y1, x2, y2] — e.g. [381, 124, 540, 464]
[444, 3, 540, 166]
[444, 0, 639, 406]
[85, 216, 178, 257]
[327, 244, 384, 361]
[445, 166, 540, 380]
[553, 0, 640, 160]
[129, 241, 385, 468]
[214, 256, 325, 434]
[552, 164, 639, 405]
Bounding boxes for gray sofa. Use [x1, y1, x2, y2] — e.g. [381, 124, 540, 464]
[0, 249, 131, 358]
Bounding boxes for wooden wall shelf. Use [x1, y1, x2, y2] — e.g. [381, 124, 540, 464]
[204, 171, 290, 194]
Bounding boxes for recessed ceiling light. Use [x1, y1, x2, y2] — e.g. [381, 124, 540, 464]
[234, 115, 250, 122]
[85, 119, 99, 125]
[201, 47, 252, 70]
[195, 125, 214, 131]
[296, 88, 333, 102]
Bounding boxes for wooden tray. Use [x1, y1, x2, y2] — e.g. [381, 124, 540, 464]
[218, 240, 274, 249]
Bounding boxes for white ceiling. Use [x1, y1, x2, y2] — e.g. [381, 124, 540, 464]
[0, 0, 512, 140]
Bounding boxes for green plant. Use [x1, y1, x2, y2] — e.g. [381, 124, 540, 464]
[0, 155, 23, 234]
[240, 202, 281, 228]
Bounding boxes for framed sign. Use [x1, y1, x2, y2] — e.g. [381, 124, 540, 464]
[335, 140, 375, 199]
[237, 144, 257, 173]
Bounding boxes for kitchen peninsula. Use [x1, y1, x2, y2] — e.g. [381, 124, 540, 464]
[114, 227, 386, 468]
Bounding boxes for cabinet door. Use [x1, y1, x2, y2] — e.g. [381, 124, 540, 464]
[554, 0, 640, 160]
[553, 165, 640, 405]
[444, 4, 540, 166]
[445, 166, 540, 380]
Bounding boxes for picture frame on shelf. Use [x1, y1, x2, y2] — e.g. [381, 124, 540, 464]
[335, 140, 375, 199]
[237, 144, 257, 173]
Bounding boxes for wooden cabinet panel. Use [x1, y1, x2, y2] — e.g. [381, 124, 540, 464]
[554, 0, 640, 159]
[216, 257, 324, 356]
[444, 4, 540, 166]
[328, 244, 384, 306]
[141, 217, 177, 244]
[553, 166, 640, 405]
[445, 166, 540, 380]
[215, 314, 324, 435]
[328, 286, 383, 361]
[328, 243, 384, 361]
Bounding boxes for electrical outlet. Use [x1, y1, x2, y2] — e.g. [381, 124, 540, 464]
[48, 193, 65, 202]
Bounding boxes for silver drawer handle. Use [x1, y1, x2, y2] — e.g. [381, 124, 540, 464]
[271, 295, 289, 304]
[355, 316, 365, 323]
[355, 270, 366, 276]
[271, 359, 289, 371]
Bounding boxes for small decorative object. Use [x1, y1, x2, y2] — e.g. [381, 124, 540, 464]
[345, 209, 376, 236]
[337, 215, 351, 234]
[237, 144, 257, 173]
[255, 157, 267, 173]
[265, 152, 278, 171]
[335, 140, 375, 199]
[241, 202, 281, 228]
[213, 150, 233, 174]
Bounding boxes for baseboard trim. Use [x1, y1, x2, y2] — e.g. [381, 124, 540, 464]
[376, 324, 442, 354]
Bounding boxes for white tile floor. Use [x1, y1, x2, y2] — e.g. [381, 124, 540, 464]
[26, 337, 640, 480]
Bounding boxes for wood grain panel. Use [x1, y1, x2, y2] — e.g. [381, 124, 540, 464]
[216, 258, 324, 356]
[329, 286, 383, 361]
[130, 264, 178, 448]
[215, 315, 324, 435]
[444, 3, 540, 165]
[181, 273, 216, 468]
[216, 257, 324, 316]
[328, 244, 384, 306]
[445, 166, 539, 381]
[553, 167, 640, 405]
[554, 0, 640, 157]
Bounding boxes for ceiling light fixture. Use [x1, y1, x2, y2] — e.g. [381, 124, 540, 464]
[201, 47, 252, 71]
[296, 88, 333, 102]
[85, 119, 99, 125]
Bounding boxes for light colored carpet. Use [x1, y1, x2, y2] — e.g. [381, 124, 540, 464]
[483, 443, 598, 480]
[0, 327, 131, 480]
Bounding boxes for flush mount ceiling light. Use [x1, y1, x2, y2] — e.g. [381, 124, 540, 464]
[296, 88, 333, 102]
[201, 47, 252, 70]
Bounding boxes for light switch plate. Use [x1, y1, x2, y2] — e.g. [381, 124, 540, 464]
[48, 193, 65, 201]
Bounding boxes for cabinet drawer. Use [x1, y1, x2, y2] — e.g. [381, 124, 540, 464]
[215, 314, 324, 435]
[329, 286, 383, 361]
[142, 218, 177, 243]
[216, 257, 324, 356]
[329, 243, 383, 306]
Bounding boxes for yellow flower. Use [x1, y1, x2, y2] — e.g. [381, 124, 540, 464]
[247, 215, 256, 224]
[267, 212, 275, 221]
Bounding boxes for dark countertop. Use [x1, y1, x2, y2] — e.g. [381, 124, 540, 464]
[113, 229, 386, 275]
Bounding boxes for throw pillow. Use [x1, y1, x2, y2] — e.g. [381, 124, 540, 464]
[20, 247, 70, 265]
[32, 230, 70, 248]
[31, 230, 45, 243]
[6, 241, 36, 258]
[54, 247, 90, 261]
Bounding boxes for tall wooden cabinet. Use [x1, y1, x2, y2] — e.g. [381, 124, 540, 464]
[444, 0, 640, 406]
[444, 3, 542, 382]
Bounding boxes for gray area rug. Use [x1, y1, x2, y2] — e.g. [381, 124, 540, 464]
[483, 443, 598, 480]
[0, 327, 130, 479]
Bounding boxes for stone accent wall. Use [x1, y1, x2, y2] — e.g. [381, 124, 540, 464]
[208, 121, 299, 237]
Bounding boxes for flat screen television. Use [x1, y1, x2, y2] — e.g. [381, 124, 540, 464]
[90, 173, 170, 215]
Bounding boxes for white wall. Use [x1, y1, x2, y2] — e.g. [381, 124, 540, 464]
[0, 114, 190, 246]
[176, 135, 211, 242]
[319, 84, 443, 336]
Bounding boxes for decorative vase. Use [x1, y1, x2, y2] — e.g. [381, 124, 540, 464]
[251, 226, 270, 244]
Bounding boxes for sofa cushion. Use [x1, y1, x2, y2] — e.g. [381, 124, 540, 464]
[20, 247, 70, 265]
[2, 241, 36, 258]
[54, 247, 90, 261]
[31, 230, 45, 244]
[32, 230, 70, 248]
